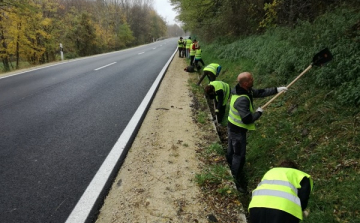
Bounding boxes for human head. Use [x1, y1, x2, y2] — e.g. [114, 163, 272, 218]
[180, 37, 183, 39]
[204, 85, 216, 99]
[188, 36, 191, 39]
[278, 160, 299, 169]
[237, 72, 254, 90]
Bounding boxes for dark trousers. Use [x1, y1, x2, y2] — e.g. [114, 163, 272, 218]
[178, 47, 184, 57]
[250, 208, 300, 223]
[216, 105, 226, 123]
[195, 59, 205, 68]
[190, 55, 195, 65]
[203, 71, 216, 82]
[226, 128, 247, 187]
[214, 100, 226, 123]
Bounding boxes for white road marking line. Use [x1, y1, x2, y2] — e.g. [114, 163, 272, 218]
[138, 52, 145, 55]
[94, 62, 117, 71]
[65, 48, 178, 223]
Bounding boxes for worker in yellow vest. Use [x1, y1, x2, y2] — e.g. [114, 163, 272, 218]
[189, 40, 197, 66]
[177, 37, 185, 58]
[204, 80, 230, 123]
[227, 72, 287, 193]
[196, 63, 222, 86]
[249, 160, 313, 223]
[185, 37, 192, 58]
[204, 63, 221, 81]
[194, 45, 205, 70]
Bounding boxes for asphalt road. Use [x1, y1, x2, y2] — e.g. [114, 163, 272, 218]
[0, 38, 177, 223]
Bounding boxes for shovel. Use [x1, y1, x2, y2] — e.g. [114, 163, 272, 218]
[213, 99, 218, 125]
[261, 48, 333, 109]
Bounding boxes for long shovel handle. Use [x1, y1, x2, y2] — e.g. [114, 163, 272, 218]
[197, 73, 207, 86]
[262, 64, 313, 109]
[213, 99, 218, 125]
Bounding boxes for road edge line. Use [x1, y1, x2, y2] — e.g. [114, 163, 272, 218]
[65, 48, 178, 223]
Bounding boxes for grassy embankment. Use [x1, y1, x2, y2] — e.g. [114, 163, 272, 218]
[192, 4, 360, 223]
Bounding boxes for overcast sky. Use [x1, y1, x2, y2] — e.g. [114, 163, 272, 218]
[153, 0, 179, 25]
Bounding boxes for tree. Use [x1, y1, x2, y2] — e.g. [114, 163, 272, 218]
[118, 21, 134, 48]
[71, 12, 97, 56]
[149, 9, 166, 40]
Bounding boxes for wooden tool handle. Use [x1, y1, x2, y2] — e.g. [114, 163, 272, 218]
[261, 64, 313, 109]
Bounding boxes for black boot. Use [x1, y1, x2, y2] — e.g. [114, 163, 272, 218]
[235, 180, 247, 194]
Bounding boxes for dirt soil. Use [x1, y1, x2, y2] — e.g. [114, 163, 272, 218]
[95, 55, 247, 223]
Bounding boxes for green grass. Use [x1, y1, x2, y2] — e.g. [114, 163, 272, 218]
[204, 143, 225, 156]
[0, 61, 32, 73]
[192, 4, 360, 222]
[196, 111, 207, 124]
[195, 164, 233, 186]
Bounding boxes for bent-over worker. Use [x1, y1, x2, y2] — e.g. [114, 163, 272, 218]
[203, 63, 222, 82]
[204, 81, 230, 123]
[249, 160, 313, 223]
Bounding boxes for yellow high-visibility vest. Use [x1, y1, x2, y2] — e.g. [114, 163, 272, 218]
[190, 43, 196, 56]
[195, 49, 202, 59]
[249, 167, 313, 220]
[186, 39, 192, 49]
[203, 63, 220, 75]
[178, 40, 184, 47]
[209, 81, 230, 106]
[228, 94, 255, 130]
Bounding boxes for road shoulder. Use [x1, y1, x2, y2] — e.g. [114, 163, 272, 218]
[96, 55, 246, 223]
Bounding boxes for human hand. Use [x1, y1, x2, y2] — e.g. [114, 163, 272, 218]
[256, 107, 263, 113]
[277, 87, 288, 93]
[303, 210, 309, 218]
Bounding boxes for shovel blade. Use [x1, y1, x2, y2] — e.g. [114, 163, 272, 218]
[312, 48, 333, 66]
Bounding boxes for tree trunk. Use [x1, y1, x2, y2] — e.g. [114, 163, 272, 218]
[0, 30, 10, 71]
[16, 37, 19, 69]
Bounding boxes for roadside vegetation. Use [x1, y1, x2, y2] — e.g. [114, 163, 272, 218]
[0, 0, 185, 72]
[2, 0, 359, 222]
[187, 3, 360, 222]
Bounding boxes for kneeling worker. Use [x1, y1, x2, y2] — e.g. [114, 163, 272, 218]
[249, 160, 313, 223]
[204, 81, 230, 123]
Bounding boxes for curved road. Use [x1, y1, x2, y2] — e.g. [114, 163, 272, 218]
[0, 38, 178, 223]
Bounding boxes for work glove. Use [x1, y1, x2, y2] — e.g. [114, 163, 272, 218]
[256, 107, 263, 113]
[303, 210, 309, 218]
[215, 109, 219, 113]
[277, 87, 288, 93]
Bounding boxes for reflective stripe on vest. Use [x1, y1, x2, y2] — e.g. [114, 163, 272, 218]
[252, 189, 301, 206]
[203, 63, 219, 75]
[190, 43, 196, 56]
[195, 49, 202, 59]
[258, 180, 298, 194]
[249, 168, 313, 220]
[210, 81, 230, 106]
[228, 94, 255, 130]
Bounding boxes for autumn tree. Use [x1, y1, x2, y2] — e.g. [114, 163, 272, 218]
[68, 12, 97, 56]
[0, 0, 169, 71]
[149, 9, 166, 41]
[0, 0, 12, 70]
[171, 0, 356, 41]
